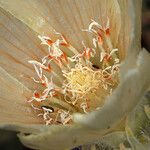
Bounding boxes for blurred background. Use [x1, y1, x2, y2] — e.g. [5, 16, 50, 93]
[142, 0, 150, 52]
[0, 0, 150, 150]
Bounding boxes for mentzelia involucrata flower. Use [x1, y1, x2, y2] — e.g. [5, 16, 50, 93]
[0, 0, 150, 150]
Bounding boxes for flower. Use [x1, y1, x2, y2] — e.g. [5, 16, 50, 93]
[0, 0, 150, 150]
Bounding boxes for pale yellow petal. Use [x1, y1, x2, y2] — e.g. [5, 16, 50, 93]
[0, 8, 48, 90]
[119, 0, 142, 78]
[118, 0, 142, 58]
[18, 124, 108, 150]
[18, 121, 127, 150]
[0, 0, 121, 50]
[117, 0, 132, 60]
[0, 0, 54, 36]
[0, 67, 42, 124]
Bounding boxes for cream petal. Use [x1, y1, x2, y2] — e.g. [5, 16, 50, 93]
[73, 49, 150, 129]
[18, 124, 110, 150]
[0, 67, 42, 125]
[117, 0, 132, 60]
[0, 0, 121, 50]
[119, 0, 142, 79]
[0, 0, 54, 36]
[0, 8, 48, 90]
[118, 0, 142, 57]
[18, 121, 128, 150]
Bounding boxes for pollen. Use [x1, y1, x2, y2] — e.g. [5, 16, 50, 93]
[28, 19, 120, 125]
[65, 66, 100, 92]
[63, 64, 102, 102]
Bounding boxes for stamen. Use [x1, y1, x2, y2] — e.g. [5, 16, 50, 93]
[28, 18, 120, 125]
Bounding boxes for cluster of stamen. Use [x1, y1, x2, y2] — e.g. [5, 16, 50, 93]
[28, 19, 120, 125]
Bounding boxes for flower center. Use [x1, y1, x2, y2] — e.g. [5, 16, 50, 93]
[66, 66, 100, 94]
[63, 64, 102, 102]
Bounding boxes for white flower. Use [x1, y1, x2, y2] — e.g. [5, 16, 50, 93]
[0, 0, 149, 150]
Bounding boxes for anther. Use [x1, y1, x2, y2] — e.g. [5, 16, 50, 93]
[41, 105, 54, 113]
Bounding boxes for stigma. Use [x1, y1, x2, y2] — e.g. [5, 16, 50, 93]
[28, 19, 120, 125]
